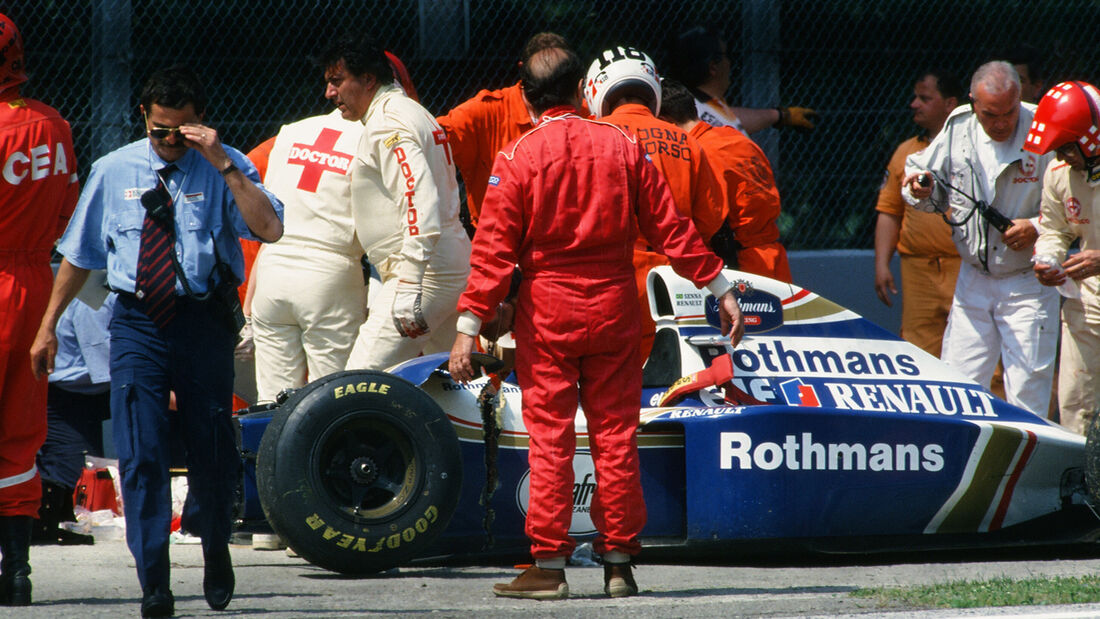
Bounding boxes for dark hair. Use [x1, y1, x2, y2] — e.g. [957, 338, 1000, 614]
[659, 79, 698, 124]
[922, 68, 965, 101]
[318, 33, 394, 83]
[521, 32, 570, 64]
[1004, 43, 1044, 83]
[521, 47, 584, 114]
[140, 65, 206, 115]
[666, 25, 725, 89]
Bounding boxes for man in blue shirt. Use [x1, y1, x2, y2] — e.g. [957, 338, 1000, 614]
[35, 292, 115, 545]
[30, 65, 283, 618]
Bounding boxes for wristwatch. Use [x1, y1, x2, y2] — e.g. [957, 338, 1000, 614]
[219, 162, 238, 177]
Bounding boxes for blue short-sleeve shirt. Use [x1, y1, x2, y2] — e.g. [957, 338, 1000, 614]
[58, 139, 284, 294]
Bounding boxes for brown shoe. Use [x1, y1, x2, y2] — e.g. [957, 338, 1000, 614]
[604, 562, 638, 598]
[492, 566, 568, 600]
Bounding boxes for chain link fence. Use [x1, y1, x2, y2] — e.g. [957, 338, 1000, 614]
[11, 1, 1100, 249]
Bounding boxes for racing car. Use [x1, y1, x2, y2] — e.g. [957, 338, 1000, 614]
[236, 267, 1100, 574]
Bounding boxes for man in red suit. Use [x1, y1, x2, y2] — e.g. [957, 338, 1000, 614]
[449, 46, 743, 601]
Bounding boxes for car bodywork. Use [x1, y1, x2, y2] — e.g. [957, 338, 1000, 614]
[238, 267, 1098, 573]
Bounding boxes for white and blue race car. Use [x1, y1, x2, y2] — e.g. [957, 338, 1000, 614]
[237, 266, 1099, 574]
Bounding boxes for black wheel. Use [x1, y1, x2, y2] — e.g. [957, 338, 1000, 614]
[1086, 413, 1100, 508]
[256, 370, 462, 574]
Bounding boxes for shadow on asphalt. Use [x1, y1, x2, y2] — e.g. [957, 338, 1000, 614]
[652, 542, 1100, 568]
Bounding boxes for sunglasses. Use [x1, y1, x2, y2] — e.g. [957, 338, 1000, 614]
[143, 110, 185, 140]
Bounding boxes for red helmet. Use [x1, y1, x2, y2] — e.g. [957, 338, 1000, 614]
[0, 14, 27, 94]
[1024, 81, 1100, 157]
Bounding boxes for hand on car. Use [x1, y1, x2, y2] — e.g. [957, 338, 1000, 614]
[448, 333, 477, 383]
[718, 290, 744, 346]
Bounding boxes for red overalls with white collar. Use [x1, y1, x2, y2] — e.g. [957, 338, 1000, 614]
[458, 107, 722, 559]
[0, 91, 78, 516]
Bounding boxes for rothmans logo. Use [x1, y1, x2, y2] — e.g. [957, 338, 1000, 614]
[708, 282, 783, 332]
[720, 431, 945, 472]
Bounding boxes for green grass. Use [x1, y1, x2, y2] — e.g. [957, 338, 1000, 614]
[852, 575, 1100, 608]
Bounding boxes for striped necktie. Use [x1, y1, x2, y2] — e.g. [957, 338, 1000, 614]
[135, 165, 177, 328]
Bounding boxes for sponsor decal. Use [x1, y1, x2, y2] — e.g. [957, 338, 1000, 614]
[303, 505, 438, 553]
[183, 192, 203, 203]
[587, 71, 608, 99]
[287, 128, 353, 192]
[730, 340, 920, 377]
[441, 380, 520, 394]
[924, 424, 1036, 534]
[1065, 196, 1090, 223]
[1012, 176, 1038, 184]
[1067, 197, 1082, 218]
[393, 146, 419, 235]
[333, 381, 391, 398]
[659, 407, 741, 419]
[730, 377, 777, 402]
[1019, 154, 1037, 177]
[432, 129, 453, 165]
[3, 141, 70, 185]
[735, 377, 995, 417]
[706, 285, 783, 333]
[824, 381, 997, 416]
[383, 133, 401, 149]
[779, 378, 820, 407]
[693, 337, 993, 416]
[124, 188, 143, 200]
[674, 291, 703, 309]
[517, 453, 597, 535]
[719, 431, 945, 472]
[636, 126, 693, 161]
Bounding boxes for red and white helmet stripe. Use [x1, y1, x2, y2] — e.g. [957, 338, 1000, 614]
[1025, 81, 1100, 157]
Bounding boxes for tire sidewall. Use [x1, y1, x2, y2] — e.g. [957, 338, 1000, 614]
[1086, 414, 1100, 508]
[257, 370, 461, 574]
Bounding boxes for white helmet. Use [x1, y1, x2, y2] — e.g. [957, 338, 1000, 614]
[585, 46, 661, 118]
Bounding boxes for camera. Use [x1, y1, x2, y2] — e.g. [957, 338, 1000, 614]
[212, 262, 246, 334]
[976, 200, 1013, 233]
[140, 182, 173, 224]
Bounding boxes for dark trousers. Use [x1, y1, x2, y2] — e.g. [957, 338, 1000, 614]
[110, 294, 239, 592]
[38, 384, 110, 489]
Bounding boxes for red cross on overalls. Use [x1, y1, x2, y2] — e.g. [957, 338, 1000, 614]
[287, 128, 354, 191]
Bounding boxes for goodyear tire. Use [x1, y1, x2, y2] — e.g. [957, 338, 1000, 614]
[256, 370, 461, 574]
[1086, 414, 1100, 508]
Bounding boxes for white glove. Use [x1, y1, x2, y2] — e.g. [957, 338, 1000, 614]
[234, 316, 255, 361]
[392, 280, 428, 338]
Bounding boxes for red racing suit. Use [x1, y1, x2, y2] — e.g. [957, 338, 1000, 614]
[456, 107, 725, 560]
[0, 91, 78, 516]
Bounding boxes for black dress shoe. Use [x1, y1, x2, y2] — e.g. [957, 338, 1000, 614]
[203, 544, 234, 611]
[140, 586, 174, 618]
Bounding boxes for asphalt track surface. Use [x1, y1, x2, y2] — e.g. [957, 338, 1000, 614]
[17, 538, 1100, 617]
